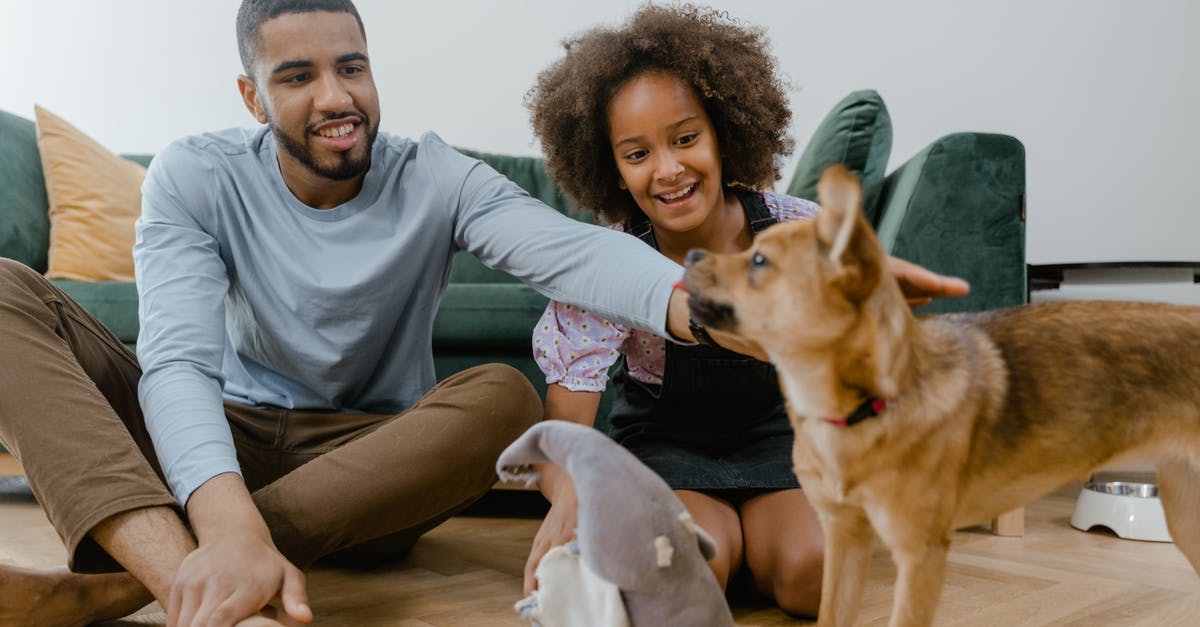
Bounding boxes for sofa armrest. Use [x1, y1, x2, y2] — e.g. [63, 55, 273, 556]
[874, 132, 1026, 313]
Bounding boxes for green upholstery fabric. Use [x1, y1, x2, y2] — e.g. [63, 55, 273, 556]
[787, 90, 892, 222]
[432, 284, 549, 347]
[51, 280, 141, 344]
[123, 154, 154, 168]
[0, 110, 51, 273]
[876, 133, 1026, 314]
[447, 251, 518, 284]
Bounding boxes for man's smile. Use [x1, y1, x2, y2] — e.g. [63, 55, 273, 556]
[311, 116, 364, 151]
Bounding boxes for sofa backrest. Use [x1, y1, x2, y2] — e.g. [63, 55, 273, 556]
[0, 110, 52, 272]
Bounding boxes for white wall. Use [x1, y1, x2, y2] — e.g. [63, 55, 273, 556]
[3, 0, 1197, 265]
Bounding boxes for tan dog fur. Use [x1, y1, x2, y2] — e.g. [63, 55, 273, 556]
[682, 165, 1200, 627]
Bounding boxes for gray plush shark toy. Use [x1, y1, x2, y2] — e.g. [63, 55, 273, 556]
[497, 420, 734, 627]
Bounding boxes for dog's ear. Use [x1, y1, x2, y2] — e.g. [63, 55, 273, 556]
[816, 165, 883, 301]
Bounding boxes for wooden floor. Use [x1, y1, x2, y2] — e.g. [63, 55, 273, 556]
[1, 455, 1198, 626]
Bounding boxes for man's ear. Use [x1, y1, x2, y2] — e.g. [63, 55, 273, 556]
[237, 75, 268, 124]
[815, 165, 881, 301]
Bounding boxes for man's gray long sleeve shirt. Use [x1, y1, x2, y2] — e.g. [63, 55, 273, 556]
[134, 127, 682, 505]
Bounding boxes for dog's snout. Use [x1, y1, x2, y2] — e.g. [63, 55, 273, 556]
[684, 249, 706, 267]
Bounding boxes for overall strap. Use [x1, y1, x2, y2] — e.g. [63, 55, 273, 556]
[736, 189, 778, 234]
[626, 209, 658, 249]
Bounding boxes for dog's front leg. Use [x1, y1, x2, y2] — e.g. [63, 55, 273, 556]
[883, 529, 952, 627]
[815, 504, 874, 627]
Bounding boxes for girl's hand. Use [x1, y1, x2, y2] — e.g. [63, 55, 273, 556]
[529, 389, 601, 594]
[524, 471, 579, 596]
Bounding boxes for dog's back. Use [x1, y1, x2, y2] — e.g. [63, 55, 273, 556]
[935, 300, 1200, 524]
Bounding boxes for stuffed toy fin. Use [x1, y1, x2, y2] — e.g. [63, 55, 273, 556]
[498, 420, 734, 627]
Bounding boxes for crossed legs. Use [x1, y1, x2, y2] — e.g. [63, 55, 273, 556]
[0, 258, 541, 624]
[4, 368, 538, 625]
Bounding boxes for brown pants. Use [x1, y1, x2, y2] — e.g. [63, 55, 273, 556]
[0, 258, 541, 573]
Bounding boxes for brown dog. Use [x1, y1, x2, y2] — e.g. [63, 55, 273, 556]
[682, 165, 1200, 627]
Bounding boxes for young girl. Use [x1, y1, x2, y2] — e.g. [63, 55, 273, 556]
[525, 4, 825, 616]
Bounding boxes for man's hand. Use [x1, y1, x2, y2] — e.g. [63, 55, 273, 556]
[524, 463, 579, 596]
[170, 473, 312, 627]
[169, 531, 309, 627]
[235, 613, 306, 627]
[887, 256, 970, 308]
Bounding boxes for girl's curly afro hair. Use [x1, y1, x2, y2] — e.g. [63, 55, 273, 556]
[527, 4, 793, 224]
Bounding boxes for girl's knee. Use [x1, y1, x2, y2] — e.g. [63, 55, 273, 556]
[769, 543, 824, 617]
[704, 543, 736, 591]
[677, 494, 742, 591]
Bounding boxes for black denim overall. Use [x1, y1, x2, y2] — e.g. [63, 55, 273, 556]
[607, 190, 799, 493]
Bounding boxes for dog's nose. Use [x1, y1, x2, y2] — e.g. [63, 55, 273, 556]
[684, 249, 706, 267]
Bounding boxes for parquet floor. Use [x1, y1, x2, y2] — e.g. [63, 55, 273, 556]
[1, 454, 1197, 626]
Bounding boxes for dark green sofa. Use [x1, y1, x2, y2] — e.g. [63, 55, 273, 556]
[0, 90, 1025, 452]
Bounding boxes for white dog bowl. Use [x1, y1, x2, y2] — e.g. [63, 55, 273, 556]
[1070, 481, 1172, 542]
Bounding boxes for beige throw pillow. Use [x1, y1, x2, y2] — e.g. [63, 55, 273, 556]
[35, 105, 146, 281]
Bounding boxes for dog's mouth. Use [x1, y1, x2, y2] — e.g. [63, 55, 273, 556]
[688, 294, 737, 331]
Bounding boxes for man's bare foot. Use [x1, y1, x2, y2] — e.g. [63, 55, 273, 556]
[0, 564, 152, 627]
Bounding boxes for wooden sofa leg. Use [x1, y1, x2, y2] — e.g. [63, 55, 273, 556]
[991, 507, 1024, 536]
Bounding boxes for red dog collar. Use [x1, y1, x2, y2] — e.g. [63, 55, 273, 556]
[822, 398, 888, 427]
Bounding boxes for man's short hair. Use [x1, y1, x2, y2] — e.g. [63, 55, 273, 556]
[237, 0, 366, 78]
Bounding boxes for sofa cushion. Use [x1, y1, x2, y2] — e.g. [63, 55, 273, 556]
[36, 106, 146, 281]
[448, 250, 519, 284]
[787, 89, 892, 223]
[51, 279, 140, 345]
[0, 110, 51, 272]
[42, 279, 550, 351]
[433, 283, 549, 348]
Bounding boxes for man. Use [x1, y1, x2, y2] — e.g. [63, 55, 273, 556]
[0, 1, 967, 625]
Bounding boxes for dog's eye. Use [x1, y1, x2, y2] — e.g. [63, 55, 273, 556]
[751, 252, 769, 268]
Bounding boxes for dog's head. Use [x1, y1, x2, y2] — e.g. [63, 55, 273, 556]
[683, 165, 904, 370]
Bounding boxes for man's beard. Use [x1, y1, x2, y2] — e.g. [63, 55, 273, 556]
[270, 116, 376, 181]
